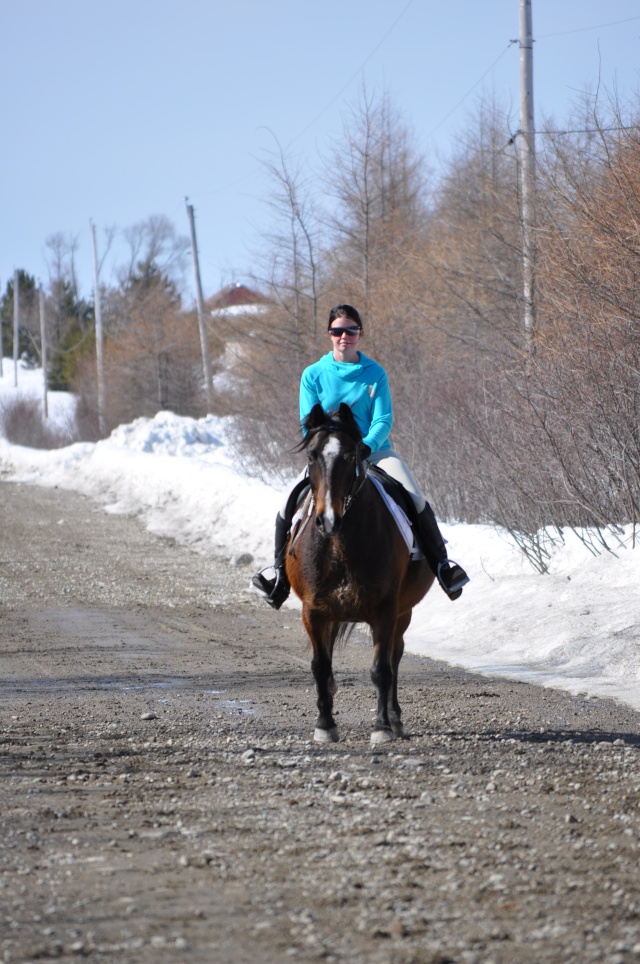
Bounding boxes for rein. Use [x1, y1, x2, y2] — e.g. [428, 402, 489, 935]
[343, 460, 369, 512]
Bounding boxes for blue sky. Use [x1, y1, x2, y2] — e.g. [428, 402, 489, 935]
[2, 0, 640, 304]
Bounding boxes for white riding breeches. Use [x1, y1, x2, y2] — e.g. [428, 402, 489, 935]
[368, 449, 426, 514]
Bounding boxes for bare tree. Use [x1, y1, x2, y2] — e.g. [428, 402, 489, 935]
[441, 94, 640, 560]
[119, 215, 190, 296]
[44, 232, 81, 346]
[256, 137, 322, 339]
[416, 98, 524, 366]
[68, 217, 202, 434]
[322, 86, 429, 330]
[73, 281, 206, 434]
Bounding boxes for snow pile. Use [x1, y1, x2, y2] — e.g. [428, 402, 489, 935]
[109, 412, 228, 460]
[408, 523, 640, 711]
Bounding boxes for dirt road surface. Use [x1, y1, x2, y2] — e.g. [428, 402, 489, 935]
[1, 479, 640, 964]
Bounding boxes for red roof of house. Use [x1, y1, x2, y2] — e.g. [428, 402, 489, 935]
[206, 283, 268, 310]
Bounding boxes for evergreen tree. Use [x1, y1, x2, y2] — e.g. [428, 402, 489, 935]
[47, 312, 95, 391]
[1, 271, 39, 362]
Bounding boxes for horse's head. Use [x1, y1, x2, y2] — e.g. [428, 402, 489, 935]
[299, 403, 367, 536]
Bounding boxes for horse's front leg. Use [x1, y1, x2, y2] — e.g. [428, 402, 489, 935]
[387, 610, 412, 739]
[303, 609, 339, 743]
[370, 608, 399, 745]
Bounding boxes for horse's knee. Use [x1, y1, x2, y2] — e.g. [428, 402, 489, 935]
[311, 652, 332, 686]
[370, 660, 392, 692]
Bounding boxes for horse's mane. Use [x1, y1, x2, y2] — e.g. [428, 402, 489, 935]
[296, 402, 362, 452]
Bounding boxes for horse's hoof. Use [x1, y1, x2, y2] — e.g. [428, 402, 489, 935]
[314, 726, 339, 743]
[371, 727, 394, 745]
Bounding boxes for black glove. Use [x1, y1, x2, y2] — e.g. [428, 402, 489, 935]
[358, 442, 372, 462]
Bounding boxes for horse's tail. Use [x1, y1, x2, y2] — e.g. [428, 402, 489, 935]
[335, 622, 358, 648]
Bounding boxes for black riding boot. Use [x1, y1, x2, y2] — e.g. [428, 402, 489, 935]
[416, 503, 469, 601]
[250, 513, 291, 609]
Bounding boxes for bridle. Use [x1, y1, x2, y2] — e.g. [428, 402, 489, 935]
[288, 423, 369, 555]
[341, 460, 369, 513]
[308, 421, 369, 515]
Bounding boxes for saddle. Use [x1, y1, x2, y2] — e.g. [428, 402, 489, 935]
[368, 464, 424, 558]
[367, 464, 420, 530]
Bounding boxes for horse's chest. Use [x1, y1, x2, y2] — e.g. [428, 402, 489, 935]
[331, 578, 363, 610]
[295, 531, 375, 615]
[320, 547, 367, 611]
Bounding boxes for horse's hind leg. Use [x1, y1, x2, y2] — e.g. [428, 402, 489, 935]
[304, 611, 339, 743]
[388, 610, 412, 739]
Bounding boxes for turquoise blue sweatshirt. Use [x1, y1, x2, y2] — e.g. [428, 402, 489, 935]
[299, 350, 392, 454]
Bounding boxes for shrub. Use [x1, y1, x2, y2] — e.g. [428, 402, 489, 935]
[0, 393, 77, 449]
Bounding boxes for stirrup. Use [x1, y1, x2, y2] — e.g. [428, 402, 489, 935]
[250, 567, 290, 610]
[437, 560, 469, 600]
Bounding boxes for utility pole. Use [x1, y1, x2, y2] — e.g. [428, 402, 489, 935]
[13, 269, 19, 386]
[518, 0, 536, 355]
[185, 199, 213, 410]
[90, 222, 106, 436]
[39, 286, 49, 419]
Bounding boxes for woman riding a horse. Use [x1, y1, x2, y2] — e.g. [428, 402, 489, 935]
[251, 304, 469, 609]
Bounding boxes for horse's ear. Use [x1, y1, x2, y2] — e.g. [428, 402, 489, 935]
[337, 403, 362, 440]
[304, 403, 327, 432]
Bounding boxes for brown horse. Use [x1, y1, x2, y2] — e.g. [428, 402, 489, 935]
[285, 402, 435, 745]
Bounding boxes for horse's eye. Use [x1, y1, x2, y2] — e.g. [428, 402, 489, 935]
[308, 450, 318, 462]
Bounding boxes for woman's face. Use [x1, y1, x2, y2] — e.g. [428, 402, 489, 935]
[328, 320, 362, 361]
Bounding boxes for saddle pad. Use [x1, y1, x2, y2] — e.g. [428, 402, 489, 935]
[369, 476, 424, 559]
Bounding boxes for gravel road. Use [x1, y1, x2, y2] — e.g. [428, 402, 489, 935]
[1, 478, 640, 964]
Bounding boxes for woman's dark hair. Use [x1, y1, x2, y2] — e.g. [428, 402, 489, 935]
[327, 304, 363, 330]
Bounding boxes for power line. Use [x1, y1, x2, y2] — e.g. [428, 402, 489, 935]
[494, 122, 639, 162]
[190, 1, 415, 201]
[424, 42, 517, 142]
[537, 15, 640, 39]
[287, 0, 415, 146]
[537, 124, 639, 136]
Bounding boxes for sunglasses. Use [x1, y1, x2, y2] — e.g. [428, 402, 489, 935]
[329, 326, 361, 337]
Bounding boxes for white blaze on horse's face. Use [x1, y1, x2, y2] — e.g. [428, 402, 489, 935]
[318, 436, 341, 534]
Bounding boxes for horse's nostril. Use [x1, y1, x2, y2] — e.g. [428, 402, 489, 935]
[315, 515, 324, 531]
